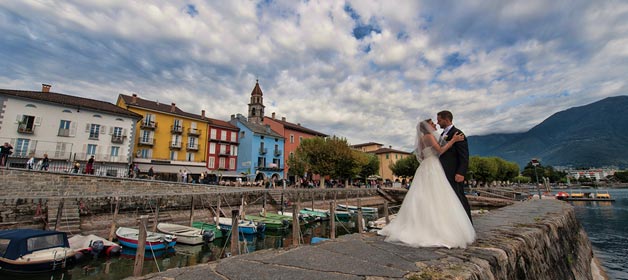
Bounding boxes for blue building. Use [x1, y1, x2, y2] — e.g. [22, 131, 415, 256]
[229, 114, 284, 182]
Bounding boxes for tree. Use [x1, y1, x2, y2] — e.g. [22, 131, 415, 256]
[356, 151, 380, 181]
[469, 156, 520, 186]
[613, 171, 628, 183]
[288, 136, 358, 188]
[390, 154, 419, 178]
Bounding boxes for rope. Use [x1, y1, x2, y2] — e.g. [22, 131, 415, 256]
[142, 222, 161, 272]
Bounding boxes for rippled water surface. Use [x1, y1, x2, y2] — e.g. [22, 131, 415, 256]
[568, 188, 628, 280]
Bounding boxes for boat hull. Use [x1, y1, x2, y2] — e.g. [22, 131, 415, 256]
[0, 248, 76, 273]
[157, 223, 208, 245]
[191, 222, 224, 239]
[115, 227, 176, 250]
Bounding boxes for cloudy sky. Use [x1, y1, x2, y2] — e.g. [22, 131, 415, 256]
[1, 1, 627, 151]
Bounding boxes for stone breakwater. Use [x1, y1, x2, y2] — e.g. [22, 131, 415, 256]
[135, 199, 596, 280]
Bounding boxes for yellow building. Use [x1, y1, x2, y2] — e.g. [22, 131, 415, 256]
[116, 94, 210, 180]
[351, 142, 412, 182]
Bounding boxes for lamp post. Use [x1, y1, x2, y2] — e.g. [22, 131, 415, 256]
[531, 159, 541, 199]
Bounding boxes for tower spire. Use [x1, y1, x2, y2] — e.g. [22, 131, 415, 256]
[248, 80, 265, 123]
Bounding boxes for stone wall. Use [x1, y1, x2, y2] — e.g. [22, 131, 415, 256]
[0, 168, 384, 236]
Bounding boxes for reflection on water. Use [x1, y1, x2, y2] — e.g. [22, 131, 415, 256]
[566, 188, 628, 280]
[2, 216, 370, 280]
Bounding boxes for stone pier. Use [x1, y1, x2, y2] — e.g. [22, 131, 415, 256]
[134, 199, 594, 280]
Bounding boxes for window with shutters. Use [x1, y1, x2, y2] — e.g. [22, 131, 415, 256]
[111, 146, 120, 157]
[58, 120, 71, 137]
[221, 130, 227, 141]
[170, 151, 177, 160]
[208, 157, 215, 168]
[17, 115, 36, 134]
[210, 129, 217, 139]
[15, 138, 30, 157]
[231, 131, 236, 142]
[186, 152, 194, 161]
[209, 142, 216, 154]
[55, 142, 69, 158]
[229, 158, 235, 169]
[89, 124, 100, 140]
[219, 157, 226, 169]
[87, 144, 97, 156]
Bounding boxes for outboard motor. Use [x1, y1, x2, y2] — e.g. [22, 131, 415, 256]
[89, 240, 105, 258]
[202, 230, 215, 244]
[256, 222, 266, 234]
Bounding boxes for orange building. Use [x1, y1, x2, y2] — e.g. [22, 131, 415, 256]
[263, 112, 327, 182]
[351, 142, 412, 182]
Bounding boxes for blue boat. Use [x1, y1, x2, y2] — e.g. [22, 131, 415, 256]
[215, 217, 265, 235]
[0, 229, 78, 273]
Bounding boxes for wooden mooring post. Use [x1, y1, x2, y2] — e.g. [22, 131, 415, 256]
[329, 201, 336, 239]
[230, 209, 239, 256]
[152, 198, 161, 232]
[384, 201, 390, 224]
[357, 198, 364, 234]
[189, 195, 195, 227]
[53, 198, 64, 231]
[133, 215, 148, 277]
[292, 194, 301, 246]
[262, 192, 267, 217]
[108, 198, 120, 241]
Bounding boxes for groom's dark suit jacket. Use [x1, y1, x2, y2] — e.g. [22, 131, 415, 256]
[439, 126, 472, 222]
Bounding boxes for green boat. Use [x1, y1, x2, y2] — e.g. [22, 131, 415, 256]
[191, 221, 224, 239]
[299, 208, 353, 221]
[244, 214, 290, 230]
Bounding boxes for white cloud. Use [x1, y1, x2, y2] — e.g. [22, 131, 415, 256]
[1, 0, 627, 153]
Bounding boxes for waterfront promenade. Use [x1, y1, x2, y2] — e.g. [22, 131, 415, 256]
[134, 199, 594, 280]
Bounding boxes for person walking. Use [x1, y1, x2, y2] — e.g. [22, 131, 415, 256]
[148, 166, 154, 180]
[40, 154, 50, 171]
[86, 155, 95, 175]
[0, 142, 13, 167]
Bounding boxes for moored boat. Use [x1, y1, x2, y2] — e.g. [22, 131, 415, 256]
[115, 227, 176, 250]
[336, 204, 378, 214]
[191, 222, 224, 239]
[0, 229, 77, 273]
[563, 190, 615, 202]
[157, 223, 215, 245]
[244, 214, 290, 231]
[69, 234, 121, 259]
[215, 217, 265, 235]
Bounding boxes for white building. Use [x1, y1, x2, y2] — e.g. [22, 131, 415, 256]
[0, 85, 142, 176]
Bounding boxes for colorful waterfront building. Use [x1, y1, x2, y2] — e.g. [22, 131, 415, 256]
[351, 142, 412, 182]
[116, 93, 209, 181]
[228, 81, 284, 182]
[264, 112, 327, 183]
[0, 84, 141, 176]
[205, 117, 240, 181]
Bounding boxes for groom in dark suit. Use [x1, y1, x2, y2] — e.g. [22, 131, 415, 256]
[437, 110, 472, 223]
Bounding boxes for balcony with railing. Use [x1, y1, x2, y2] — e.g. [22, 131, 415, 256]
[140, 120, 157, 129]
[171, 125, 183, 134]
[187, 127, 201, 136]
[17, 124, 34, 134]
[111, 135, 125, 144]
[256, 163, 282, 171]
[138, 137, 154, 146]
[259, 147, 267, 155]
[218, 149, 231, 156]
[169, 141, 182, 149]
[58, 128, 70, 137]
[274, 149, 282, 156]
[186, 143, 199, 151]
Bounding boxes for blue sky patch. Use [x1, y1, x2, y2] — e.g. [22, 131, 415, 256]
[186, 4, 198, 17]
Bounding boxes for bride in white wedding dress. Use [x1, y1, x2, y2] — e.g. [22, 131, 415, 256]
[378, 119, 476, 248]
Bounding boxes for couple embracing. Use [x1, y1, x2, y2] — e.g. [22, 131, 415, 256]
[378, 110, 475, 249]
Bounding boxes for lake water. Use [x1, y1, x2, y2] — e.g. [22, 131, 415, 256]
[566, 188, 628, 280]
[6, 217, 366, 280]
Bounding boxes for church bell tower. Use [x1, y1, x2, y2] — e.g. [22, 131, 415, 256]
[247, 80, 265, 124]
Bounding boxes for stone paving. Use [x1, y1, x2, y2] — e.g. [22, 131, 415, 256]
[133, 199, 584, 280]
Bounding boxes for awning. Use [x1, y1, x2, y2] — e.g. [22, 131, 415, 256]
[135, 164, 209, 174]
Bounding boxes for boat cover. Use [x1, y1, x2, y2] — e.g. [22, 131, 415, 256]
[0, 229, 69, 260]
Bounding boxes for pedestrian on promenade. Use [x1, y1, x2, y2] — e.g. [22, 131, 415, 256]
[72, 161, 80, 173]
[40, 154, 49, 171]
[148, 166, 154, 180]
[0, 142, 13, 167]
[86, 155, 94, 174]
[26, 155, 35, 170]
[182, 170, 188, 183]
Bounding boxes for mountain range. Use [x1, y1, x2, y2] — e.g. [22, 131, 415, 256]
[467, 95, 628, 169]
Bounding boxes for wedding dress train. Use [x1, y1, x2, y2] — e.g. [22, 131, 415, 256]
[378, 147, 475, 248]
